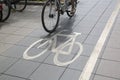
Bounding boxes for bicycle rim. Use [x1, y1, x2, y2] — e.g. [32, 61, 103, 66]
[41, 0, 60, 33]
[0, 1, 11, 22]
[23, 39, 51, 60]
[12, 0, 27, 12]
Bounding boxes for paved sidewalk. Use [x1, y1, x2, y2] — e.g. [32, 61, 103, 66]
[0, 0, 120, 80]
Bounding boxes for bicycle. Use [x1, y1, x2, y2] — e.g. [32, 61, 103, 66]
[0, 0, 27, 22]
[23, 30, 83, 66]
[41, 0, 78, 33]
[0, 0, 11, 22]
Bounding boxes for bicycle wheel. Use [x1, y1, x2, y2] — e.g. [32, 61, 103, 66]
[66, 0, 77, 17]
[11, 0, 27, 12]
[41, 0, 60, 33]
[23, 39, 52, 60]
[54, 42, 83, 66]
[0, 0, 11, 22]
[0, 11, 2, 21]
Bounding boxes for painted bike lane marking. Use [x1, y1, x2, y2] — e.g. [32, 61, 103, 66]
[23, 31, 83, 66]
[79, 0, 120, 80]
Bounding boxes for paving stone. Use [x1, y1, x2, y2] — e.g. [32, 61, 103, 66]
[0, 43, 13, 53]
[112, 23, 120, 32]
[7, 19, 28, 28]
[0, 56, 18, 73]
[107, 35, 120, 48]
[5, 59, 40, 78]
[68, 56, 88, 71]
[84, 35, 99, 45]
[17, 36, 40, 47]
[44, 53, 74, 67]
[0, 75, 25, 80]
[74, 26, 93, 35]
[96, 59, 120, 79]
[0, 45, 27, 58]
[0, 26, 20, 34]
[102, 48, 120, 62]
[0, 34, 9, 42]
[28, 28, 48, 38]
[13, 27, 34, 36]
[93, 75, 118, 80]
[0, 35, 24, 44]
[98, 0, 116, 23]
[60, 69, 81, 80]
[90, 23, 106, 36]
[81, 44, 94, 56]
[30, 64, 65, 80]
[23, 22, 40, 29]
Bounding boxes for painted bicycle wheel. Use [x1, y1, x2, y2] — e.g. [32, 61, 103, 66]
[23, 39, 52, 60]
[54, 42, 83, 66]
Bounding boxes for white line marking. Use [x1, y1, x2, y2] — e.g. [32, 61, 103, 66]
[79, 0, 120, 80]
[23, 31, 83, 66]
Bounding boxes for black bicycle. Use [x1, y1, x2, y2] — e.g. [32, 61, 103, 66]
[0, 0, 27, 22]
[41, 0, 78, 33]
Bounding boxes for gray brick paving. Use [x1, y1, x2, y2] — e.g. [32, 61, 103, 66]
[0, 56, 18, 74]
[96, 59, 120, 79]
[68, 56, 88, 71]
[102, 48, 120, 62]
[29, 64, 65, 80]
[93, 75, 118, 80]
[0, 45, 27, 58]
[0, 0, 120, 80]
[0, 75, 26, 80]
[5, 59, 40, 78]
[59, 69, 81, 80]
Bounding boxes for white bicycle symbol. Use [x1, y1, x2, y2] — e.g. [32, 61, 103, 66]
[23, 30, 83, 66]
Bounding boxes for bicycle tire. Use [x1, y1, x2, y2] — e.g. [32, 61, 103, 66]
[0, 0, 11, 22]
[66, 0, 77, 17]
[54, 42, 83, 66]
[23, 39, 52, 60]
[41, 0, 60, 33]
[0, 11, 2, 21]
[12, 0, 27, 12]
